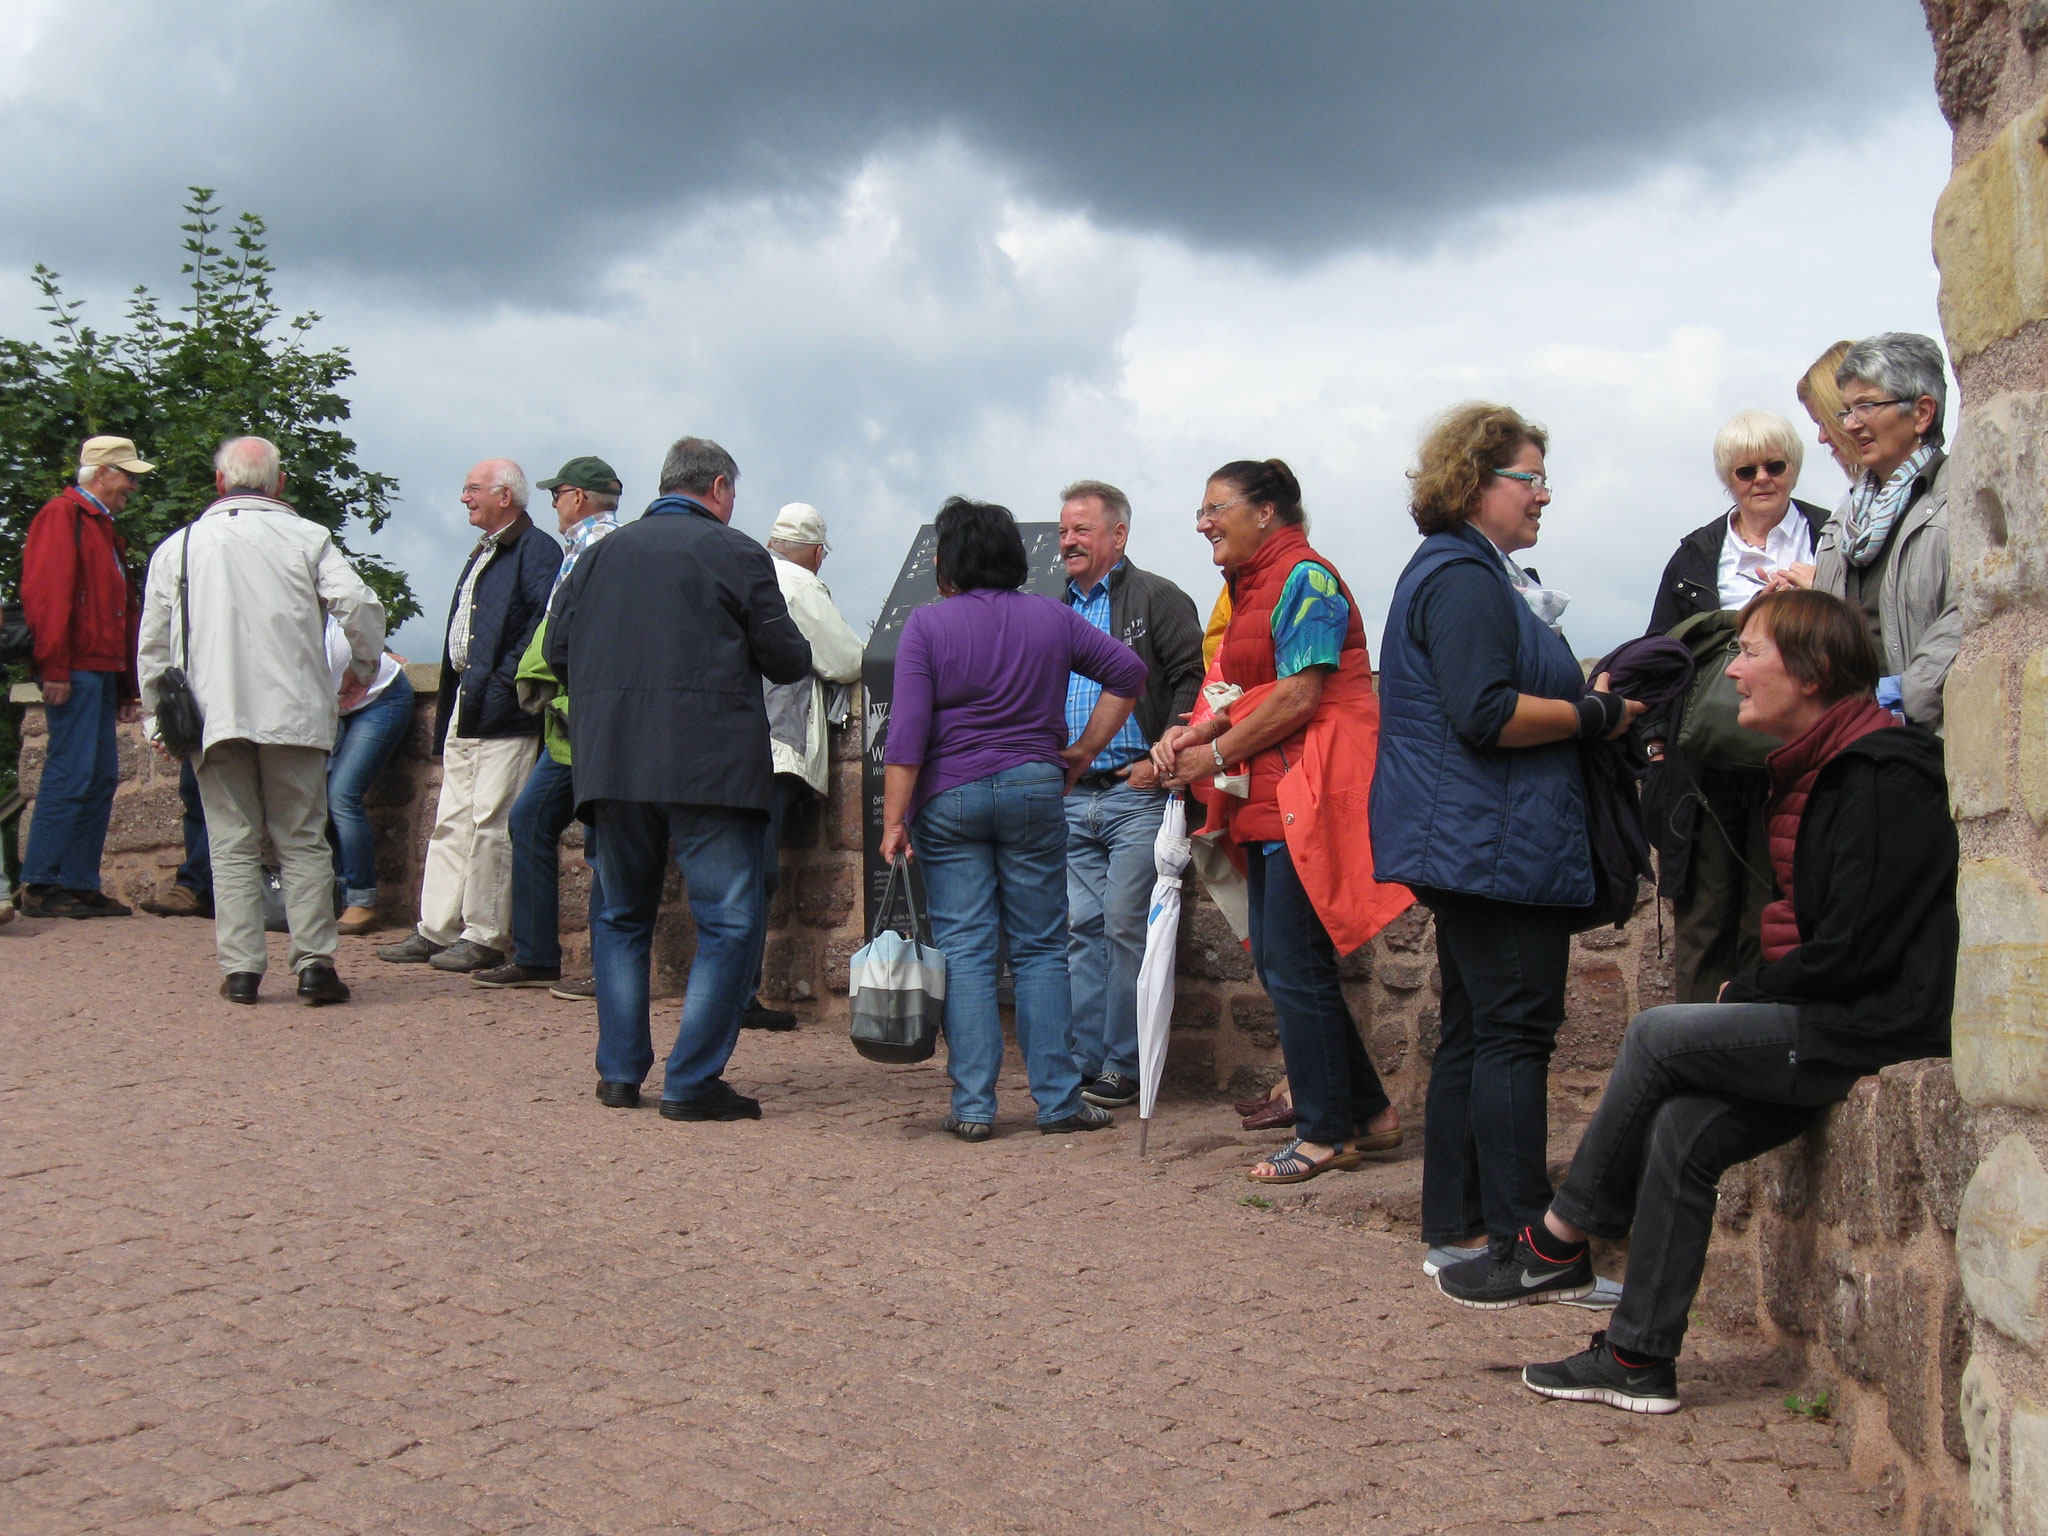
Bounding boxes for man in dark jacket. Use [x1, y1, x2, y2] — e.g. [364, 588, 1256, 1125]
[547, 437, 810, 1120]
[379, 460, 562, 972]
[17, 437, 153, 919]
[1054, 479, 1203, 1108]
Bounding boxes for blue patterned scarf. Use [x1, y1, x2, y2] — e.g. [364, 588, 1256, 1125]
[1841, 443, 1935, 568]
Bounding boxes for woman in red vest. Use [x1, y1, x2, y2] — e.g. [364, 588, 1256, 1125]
[1153, 459, 1412, 1185]
[1440, 589, 1956, 1416]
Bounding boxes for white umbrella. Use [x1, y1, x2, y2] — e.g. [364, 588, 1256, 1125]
[1134, 795, 1193, 1157]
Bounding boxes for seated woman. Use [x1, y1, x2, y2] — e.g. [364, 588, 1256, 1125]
[1437, 589, 1957, 1414]
[880, 497, 1146, 1140]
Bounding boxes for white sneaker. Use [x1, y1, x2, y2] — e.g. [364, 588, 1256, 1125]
[1422, 1241, 1487, 1278]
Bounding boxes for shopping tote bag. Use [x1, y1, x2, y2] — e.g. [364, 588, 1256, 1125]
[848, 857, 946, 1064]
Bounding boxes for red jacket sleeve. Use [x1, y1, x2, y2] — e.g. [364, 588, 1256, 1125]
[20, 498, 80, 684]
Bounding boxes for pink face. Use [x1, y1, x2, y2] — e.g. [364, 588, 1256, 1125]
[1467, 441, 1550, 553]
[1727, 619, 1818, 739]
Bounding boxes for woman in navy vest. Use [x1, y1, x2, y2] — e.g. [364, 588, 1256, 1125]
[1371, 404, 1643, 1280]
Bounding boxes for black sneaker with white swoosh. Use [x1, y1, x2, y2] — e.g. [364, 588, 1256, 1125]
[1435, 1225, 1596, 1308]
[1522, 1331, 1681, 1414]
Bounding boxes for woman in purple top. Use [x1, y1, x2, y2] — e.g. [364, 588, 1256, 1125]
[880, 498, 1147, 1140]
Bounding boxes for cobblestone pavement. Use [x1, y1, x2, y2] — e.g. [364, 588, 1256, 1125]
[2, 917, 1894, 1535]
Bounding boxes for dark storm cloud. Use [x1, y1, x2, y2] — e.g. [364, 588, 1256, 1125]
[2, 0, 1932, 295]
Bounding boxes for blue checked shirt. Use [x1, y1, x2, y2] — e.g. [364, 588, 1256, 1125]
[1065, 562, 1150, 774]
[548, 510, 620, 607]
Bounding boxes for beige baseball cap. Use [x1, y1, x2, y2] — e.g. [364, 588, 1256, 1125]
[769, 502, 829, 547]
[80, 436, 155, 474]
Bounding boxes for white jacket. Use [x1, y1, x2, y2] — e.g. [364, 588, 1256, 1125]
[137, 494, 385, 760]
[766, 555, 864, 794]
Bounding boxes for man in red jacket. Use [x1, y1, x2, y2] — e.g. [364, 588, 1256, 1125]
[17, 436, 152, 919]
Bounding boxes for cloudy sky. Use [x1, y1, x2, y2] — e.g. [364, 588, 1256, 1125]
[1, 1, 1949, 661]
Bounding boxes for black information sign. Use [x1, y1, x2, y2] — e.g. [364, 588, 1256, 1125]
[860, 522, 1070, 930]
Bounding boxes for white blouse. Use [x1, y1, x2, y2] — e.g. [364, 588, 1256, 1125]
[1715, 509, 1815, 610]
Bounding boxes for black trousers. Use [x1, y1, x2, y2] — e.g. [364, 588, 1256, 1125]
[1551, 1003, 1860, 1358]
[1419, 892, 1577, 1244]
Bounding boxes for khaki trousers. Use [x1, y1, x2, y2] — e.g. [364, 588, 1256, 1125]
[417, 732, 539, 949]
[194, 740, 336, 977]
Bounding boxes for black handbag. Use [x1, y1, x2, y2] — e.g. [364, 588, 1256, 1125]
[152, 527, 205, 758]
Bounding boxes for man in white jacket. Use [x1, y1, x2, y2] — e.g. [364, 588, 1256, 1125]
[741, 503, 865, 1030]
[136, 437, 385, 1005]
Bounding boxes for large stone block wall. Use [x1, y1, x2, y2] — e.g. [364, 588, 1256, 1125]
[1919, 5, 2048, 1533]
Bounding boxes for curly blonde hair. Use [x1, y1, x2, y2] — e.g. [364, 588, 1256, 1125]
[1406, 403, 1548, 535]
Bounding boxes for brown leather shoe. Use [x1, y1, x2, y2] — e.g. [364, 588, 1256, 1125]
[336, 905, 380, 935]
[1240, 1097, 1297, 1132]
[140, 884, 213, 918]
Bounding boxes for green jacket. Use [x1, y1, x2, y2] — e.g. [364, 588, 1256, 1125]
[515, 616, 571, 765]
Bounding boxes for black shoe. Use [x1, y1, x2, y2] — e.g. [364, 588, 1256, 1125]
[470, 962, 562, 989]
[1080, 1072, 1139, 1109]
[220, 972, 261, 1004]
[296, 964, 350, 1006]
[20, 885, 94, 919]
[70, 889, 133, 917]
[1523, 1332, 1681, 1414]
[550, 975, 598, 1001]
[596, 1081, 641, 1109]
[659, 1081, 762, 1121]
[1436, 1226, 1595, 1309]
[1039, 1102, 1115, 1135]
[741, 998, 798, 1031]
[941, 1113, 993, 1142]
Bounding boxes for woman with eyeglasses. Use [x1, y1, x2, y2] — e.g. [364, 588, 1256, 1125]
[1151, 458, 1413, 1186]
[1370, 403, 1643, 1282]
[1641, 411, 1828, 1005]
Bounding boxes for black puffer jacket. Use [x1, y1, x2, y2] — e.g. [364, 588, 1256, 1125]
[1721, 725, 1955, 1074]
[1640, 499, 1830, 896]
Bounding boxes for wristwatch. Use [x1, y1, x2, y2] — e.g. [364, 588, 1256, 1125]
[1211, 740, 1228, 771]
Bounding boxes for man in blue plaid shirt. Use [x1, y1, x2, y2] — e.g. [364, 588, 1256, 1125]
[1058, 480, 1205, 1108]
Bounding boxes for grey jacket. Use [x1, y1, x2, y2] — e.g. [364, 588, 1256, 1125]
[1812, 451, 1958, 733]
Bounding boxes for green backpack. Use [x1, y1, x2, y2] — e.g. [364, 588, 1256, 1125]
[1668, 608, 1779, 773]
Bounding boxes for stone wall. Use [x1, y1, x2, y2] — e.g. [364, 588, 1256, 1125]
[1920, 4, 2048, 1534]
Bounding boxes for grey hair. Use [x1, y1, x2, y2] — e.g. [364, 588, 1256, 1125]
[658, 437, 739, 496]
[214, 435, 283, 494]
[1059, 478, 1131, 528]
[485, 459, 529, 509]
[1837, 332, 1948, 448]
[1711, 411, 1804, 493]
[582, 490, 620, 515]
[76, 463, 112, 489]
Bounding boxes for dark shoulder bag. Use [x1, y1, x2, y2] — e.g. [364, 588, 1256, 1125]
[153, 528, 205, 758]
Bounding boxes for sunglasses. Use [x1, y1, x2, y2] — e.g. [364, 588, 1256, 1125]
[1733, 460, 1788, 482]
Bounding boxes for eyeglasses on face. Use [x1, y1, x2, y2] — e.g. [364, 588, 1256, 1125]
[1193, 496, 1248, 525]
[1733, 460, 1789, 482]
[1725, 639, 1774, 659]
[1493, 469, 1551, 492]
[1834, 399, 1906, 424]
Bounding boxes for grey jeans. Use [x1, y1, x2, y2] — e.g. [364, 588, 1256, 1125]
[1551, 1002, 1861, 1359]
[194, 740, 337, 976]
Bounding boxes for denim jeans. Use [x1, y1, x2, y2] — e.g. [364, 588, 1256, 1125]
[589, 799, 765, 1103]
[1246, 842, 1391, 1147]
[176, 756, 212, 898]
[326, 673, 414, 906]
[1064, 781, 1167, 1080]
[914, 760, 1083, 1125]
[509, 752, 608, 971]
[22, 668, 120, 891]
[1552, 1002, 1861, 1358]
[752, 773, 810, 995]
[1418, 891, 1578, 1244]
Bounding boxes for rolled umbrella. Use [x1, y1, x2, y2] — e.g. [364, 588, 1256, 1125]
[1134, 794, 1193, 1157]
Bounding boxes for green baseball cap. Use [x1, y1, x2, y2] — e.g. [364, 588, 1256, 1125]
[537, 455, 622, 495]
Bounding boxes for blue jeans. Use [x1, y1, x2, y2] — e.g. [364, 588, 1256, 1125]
[327, 673, 414, 906]
[1246, 842, 1391, 1148]
[22, 669, 120, 891]
[509, 752, 607, 970]
[589, 800, 765, 1102]
[914, 760, 1082, 1125]
[1064, 780, 1167, 1079]
[1417, 890, 1578, 1243]
[176, 756, 211, 898]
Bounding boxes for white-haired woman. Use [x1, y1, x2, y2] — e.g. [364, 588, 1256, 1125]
[1643, 411, 1828, 1004]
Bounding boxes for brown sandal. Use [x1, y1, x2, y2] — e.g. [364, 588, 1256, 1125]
[1246, 1138, 1363, 1185]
